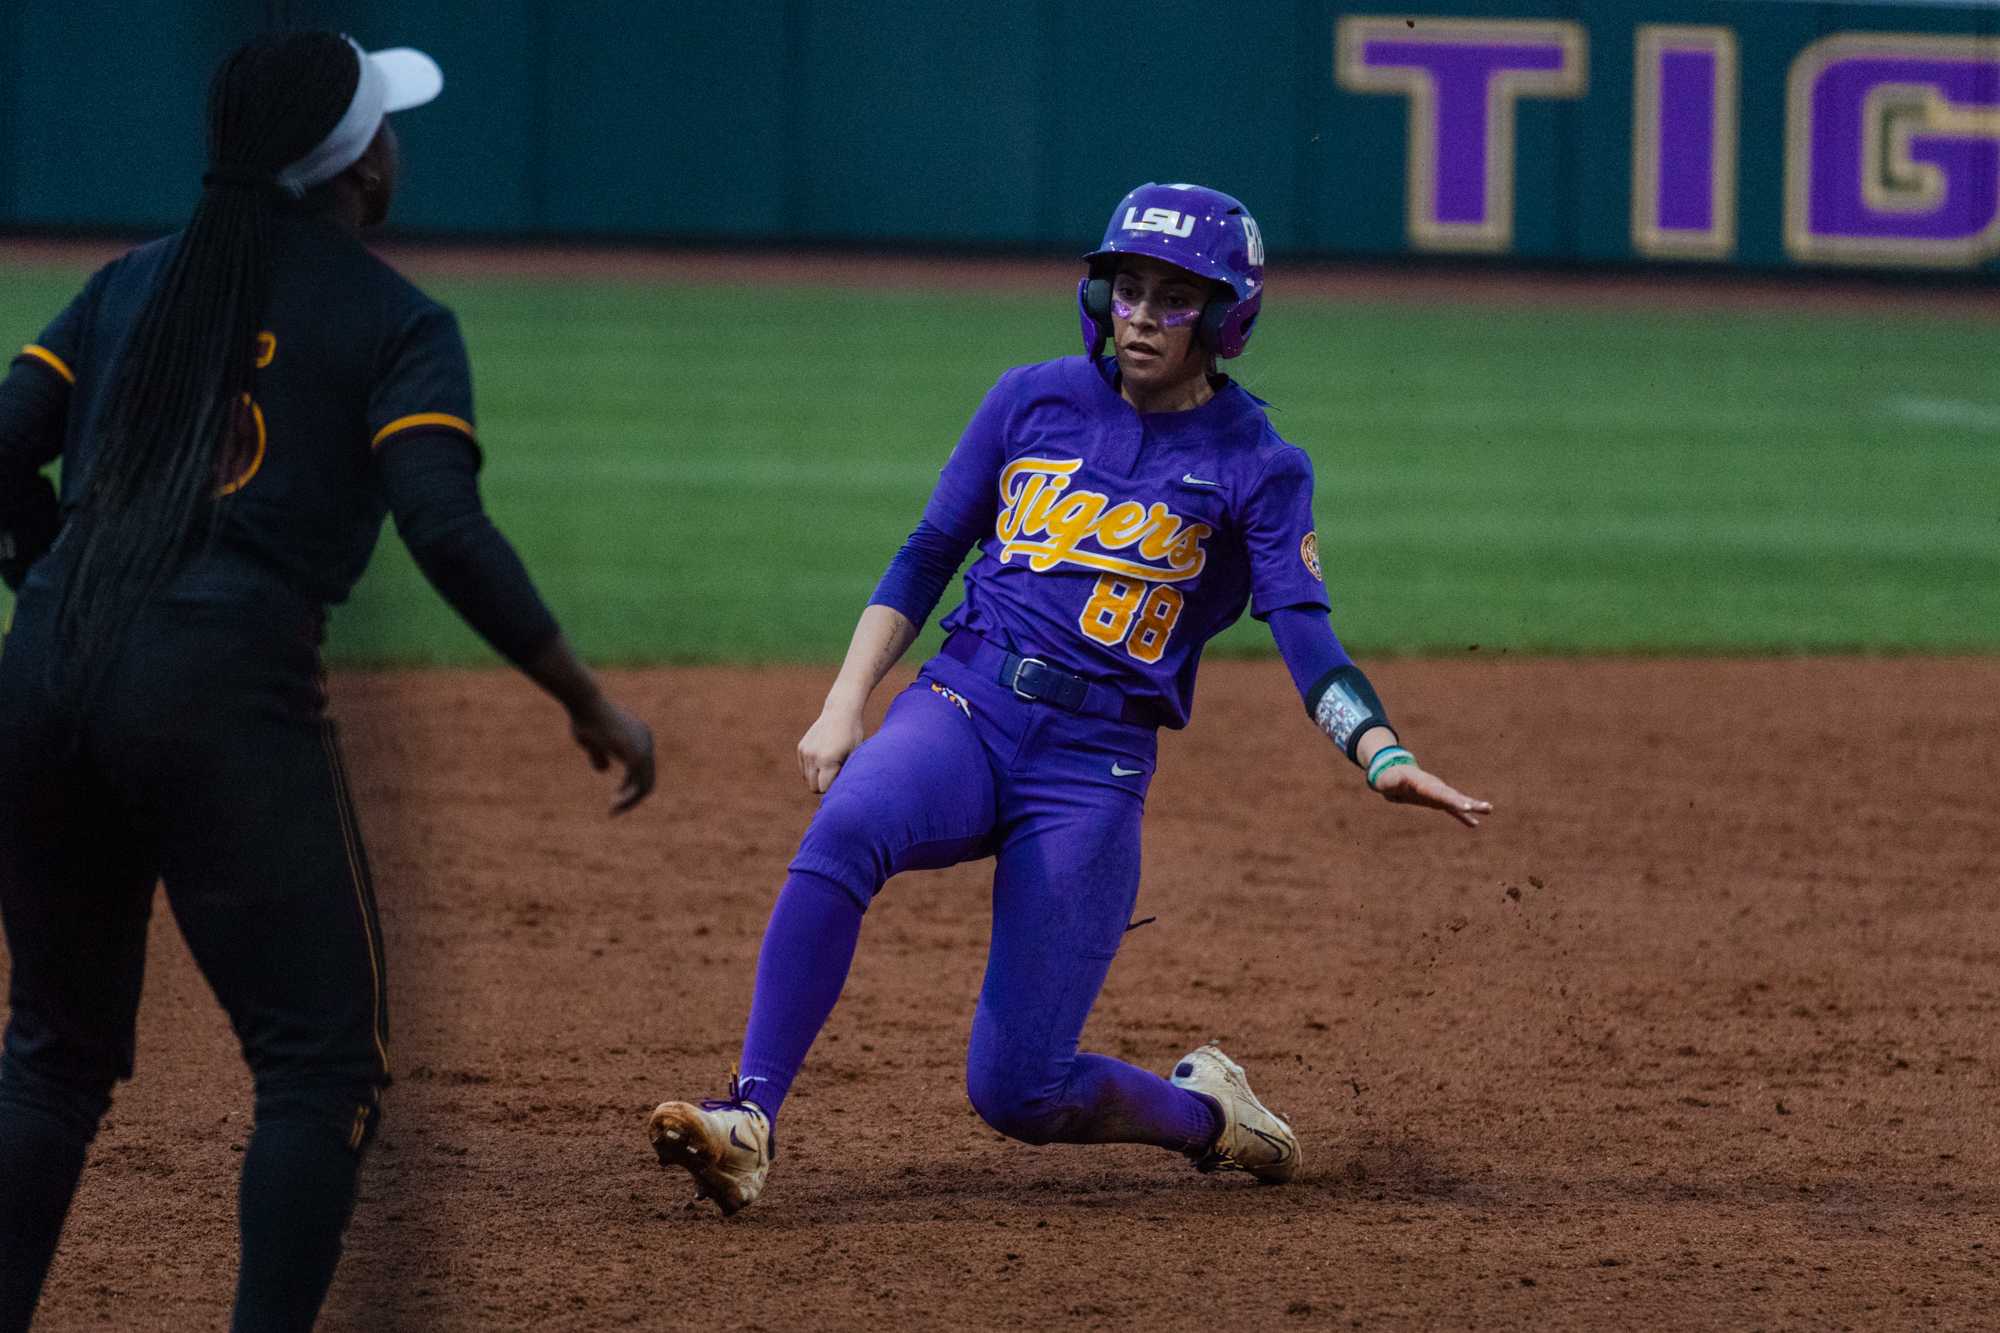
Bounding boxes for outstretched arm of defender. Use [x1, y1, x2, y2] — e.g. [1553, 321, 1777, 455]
[522, 633, 656, 815]
[380, 430, 655, 814]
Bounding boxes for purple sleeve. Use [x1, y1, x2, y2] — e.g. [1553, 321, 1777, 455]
[919, 368, 1018, 544]
[1242, 447, 1331, 619]
[1266, 605, 1353, 704]
[868, 518, 975, 627]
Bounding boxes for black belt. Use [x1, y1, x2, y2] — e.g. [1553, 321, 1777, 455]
[940, 631, 1163, 728]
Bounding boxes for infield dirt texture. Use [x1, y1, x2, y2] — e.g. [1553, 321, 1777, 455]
[4, 248, 1998, 1329]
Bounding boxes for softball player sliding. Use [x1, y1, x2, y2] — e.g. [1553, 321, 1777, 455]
[649, 183, 1490, 1215]
[0, 33, 652, 1330]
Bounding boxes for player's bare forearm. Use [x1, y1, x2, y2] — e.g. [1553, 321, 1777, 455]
[1354, 725, 1398, 768]
[523, 632, 656, 814]
[522, 631, 602, 715]
[798, 604, 917, 793]
[823, 604, 920, 714]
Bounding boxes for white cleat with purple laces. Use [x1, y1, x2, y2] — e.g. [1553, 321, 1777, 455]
[647, 1077, 775, 1217]
[1170, 1043, 1300, 1184]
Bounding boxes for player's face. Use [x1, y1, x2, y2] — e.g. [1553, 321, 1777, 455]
[1109, 257, 1212, 395]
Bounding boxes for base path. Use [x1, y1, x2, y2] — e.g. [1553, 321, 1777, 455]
[11, 656, 1999, 1330]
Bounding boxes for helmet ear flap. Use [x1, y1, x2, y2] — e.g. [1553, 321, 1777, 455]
[1197, 297, 1229, 352]
[1079, 274, 1115, 359]
[1084, 276, 1112, 324]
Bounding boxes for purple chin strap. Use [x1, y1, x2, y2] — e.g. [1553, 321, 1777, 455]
[1076, 182, 1266, 361]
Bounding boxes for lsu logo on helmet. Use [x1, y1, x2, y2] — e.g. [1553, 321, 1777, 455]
[1122, 206, 1196, 238]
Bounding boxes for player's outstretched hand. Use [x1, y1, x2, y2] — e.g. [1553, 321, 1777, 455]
[798, 705, 866, 794]
[1373, 764, 1491, 828]
[570, 696, 656, 815]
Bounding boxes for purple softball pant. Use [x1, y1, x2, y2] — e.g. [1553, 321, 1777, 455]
[736, 650, 1218, 1154]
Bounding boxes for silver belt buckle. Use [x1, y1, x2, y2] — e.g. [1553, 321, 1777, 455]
[1010, 656, 1047, 701]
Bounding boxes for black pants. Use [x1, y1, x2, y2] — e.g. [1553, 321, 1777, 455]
[0, 591, 389, 1332]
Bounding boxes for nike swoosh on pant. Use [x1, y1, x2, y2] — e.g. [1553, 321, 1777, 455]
[1111, 763, 1144, 777]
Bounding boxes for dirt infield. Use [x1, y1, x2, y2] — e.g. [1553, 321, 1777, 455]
[11, 656, 1998, 1330]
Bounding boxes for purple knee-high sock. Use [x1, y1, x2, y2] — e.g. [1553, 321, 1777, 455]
[735, 870, 865, 1124]
[1062, 1054, 1224, 1152]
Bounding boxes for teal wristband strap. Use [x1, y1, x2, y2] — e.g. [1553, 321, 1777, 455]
[1366, 746, 1414, 789]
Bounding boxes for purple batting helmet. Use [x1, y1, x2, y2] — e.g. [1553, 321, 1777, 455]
[1077, 182, 1266, 360]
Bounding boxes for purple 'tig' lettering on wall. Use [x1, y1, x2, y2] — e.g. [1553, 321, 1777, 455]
[1658, 54, 1720, 230]
[1634, 27, 1739, 259]
[1337, 18, 1587, 253]
[1787, 35, 2000, 266]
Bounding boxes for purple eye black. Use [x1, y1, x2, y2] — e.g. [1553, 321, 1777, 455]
[1112, 295, 1203, 327]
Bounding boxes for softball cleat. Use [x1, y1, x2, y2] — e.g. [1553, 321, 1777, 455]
[646, 1077, 775, 1217]
[1170, 1043, 1301, 1184]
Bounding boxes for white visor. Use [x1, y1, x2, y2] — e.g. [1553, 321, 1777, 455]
[372, 47, 444, 113]
[274, 38, 442, 198]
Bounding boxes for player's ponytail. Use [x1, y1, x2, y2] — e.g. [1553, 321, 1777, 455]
[55, 31, 359, 706]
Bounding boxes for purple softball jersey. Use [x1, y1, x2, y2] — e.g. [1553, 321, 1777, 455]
[925, 356, 1328, 728]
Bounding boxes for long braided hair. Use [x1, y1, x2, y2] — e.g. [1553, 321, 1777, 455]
[54, 31, 359, 706]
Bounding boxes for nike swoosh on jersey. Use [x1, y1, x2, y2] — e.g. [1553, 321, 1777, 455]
[1111, 762, 1145, 777]
[1179, 473, 1222, 487]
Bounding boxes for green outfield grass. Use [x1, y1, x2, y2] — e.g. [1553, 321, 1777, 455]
[3, 266, 1995, 664]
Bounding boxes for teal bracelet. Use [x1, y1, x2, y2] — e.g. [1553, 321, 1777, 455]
[1366, 746, 1414, 789]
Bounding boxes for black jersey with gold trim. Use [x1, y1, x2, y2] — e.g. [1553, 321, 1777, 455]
[13, 207, 476, 608]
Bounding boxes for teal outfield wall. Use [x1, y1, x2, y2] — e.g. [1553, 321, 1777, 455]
[5, 1, 2000, 272]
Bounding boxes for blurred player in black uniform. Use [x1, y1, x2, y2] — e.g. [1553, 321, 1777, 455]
[0, 32, 654, 1331]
